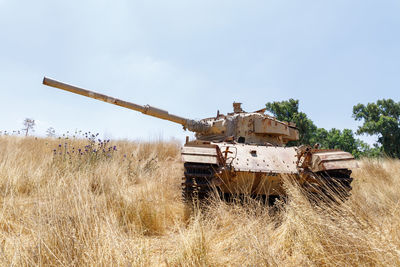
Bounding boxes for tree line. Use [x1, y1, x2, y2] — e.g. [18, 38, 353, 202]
[265, 99, 400, 158]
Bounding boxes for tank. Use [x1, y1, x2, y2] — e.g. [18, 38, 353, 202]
[43, 77, 358, 202]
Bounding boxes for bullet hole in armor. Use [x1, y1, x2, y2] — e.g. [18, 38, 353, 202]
[238, 136, 245, 143]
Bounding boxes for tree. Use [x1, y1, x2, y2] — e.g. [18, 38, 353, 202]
[313, 128, 361, 156]
[22, 118, 35, 136]
[46, 127, 56, 137]
[353, 99, 400, 158]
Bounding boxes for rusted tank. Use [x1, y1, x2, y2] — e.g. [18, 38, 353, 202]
[43, 77, 358, 202]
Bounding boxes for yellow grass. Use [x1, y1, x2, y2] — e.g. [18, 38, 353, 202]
[0, 135, 399, 266]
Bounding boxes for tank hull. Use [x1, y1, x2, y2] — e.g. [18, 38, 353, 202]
[181, 141, 357, 201]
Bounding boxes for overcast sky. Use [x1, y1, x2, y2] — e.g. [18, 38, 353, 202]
[1, 0, 399, 143]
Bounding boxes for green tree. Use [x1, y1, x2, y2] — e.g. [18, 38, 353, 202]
[353, 99, 400, 158]
[313, 128, 363, 156]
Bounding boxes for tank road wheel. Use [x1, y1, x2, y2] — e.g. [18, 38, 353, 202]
[305, 169, 353, 202]
[182, 163, 217, 203]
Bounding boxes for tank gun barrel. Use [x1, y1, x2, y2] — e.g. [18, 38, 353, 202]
[42, 77, 209, 132]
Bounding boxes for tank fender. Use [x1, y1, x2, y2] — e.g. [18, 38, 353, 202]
[181, 145, 223, 165]
[311, 151, 358, 172]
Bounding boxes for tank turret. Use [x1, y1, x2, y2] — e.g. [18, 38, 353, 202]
[195, 102, 299, 145]
[43, 77, 299, 146]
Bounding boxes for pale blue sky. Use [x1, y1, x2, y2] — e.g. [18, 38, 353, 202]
[1, 0, 399, 143]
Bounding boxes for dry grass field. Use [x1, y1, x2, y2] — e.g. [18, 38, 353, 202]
[0, 135, 399, 266]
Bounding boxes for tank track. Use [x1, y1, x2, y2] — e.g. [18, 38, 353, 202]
[307, 169, 353, 200]
[182, 163, 284, 205]
[182, 163, 216, 202]
[182, 164, 354, 203]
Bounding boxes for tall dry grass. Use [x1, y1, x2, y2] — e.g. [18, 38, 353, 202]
[0, 135, 399, 266]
